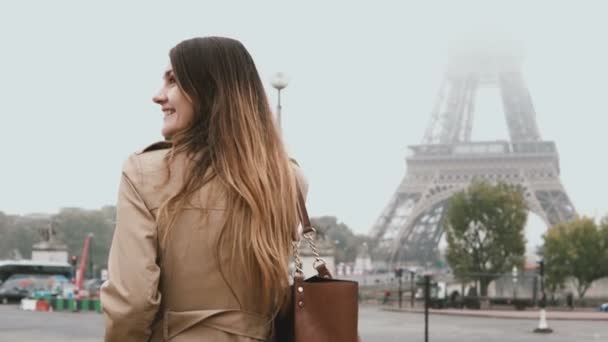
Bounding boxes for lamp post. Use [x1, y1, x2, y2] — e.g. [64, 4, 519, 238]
[270, 72, 289, 130]
[408, 269, 416, 308]
[534, 259, 553, 333]
[512, 265, 518, 302]
[424, 274, 431, 342]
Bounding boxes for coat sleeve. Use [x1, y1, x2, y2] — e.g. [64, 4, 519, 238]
[100, 155, 161, 342]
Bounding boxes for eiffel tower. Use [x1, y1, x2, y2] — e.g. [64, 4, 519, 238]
[370, 39, 576, 266]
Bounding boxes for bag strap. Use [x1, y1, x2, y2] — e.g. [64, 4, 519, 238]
[293, 183, 332, 279]
[296, 188, 314, 237]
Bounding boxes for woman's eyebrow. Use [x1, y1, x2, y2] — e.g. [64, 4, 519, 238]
[163, 70, 174, 80]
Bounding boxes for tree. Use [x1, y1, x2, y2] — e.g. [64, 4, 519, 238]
[444, 180, 527, 296]
[538, 240, 569, 298]
[310, 216, 368, 264]
[0, 214, 44, 259]
[542, 217, 608, 299]
[601, 217, 608, 278]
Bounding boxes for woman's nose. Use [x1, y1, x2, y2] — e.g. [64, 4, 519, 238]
[153, 88, 167, 104]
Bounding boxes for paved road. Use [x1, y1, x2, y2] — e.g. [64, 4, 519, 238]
[0, 305, 101, 342]
[0, 304, 607, 341]
[360, 306, 608, 342]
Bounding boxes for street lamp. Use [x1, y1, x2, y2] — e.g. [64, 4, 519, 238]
[270, 72, 290, 130]
[423, 273, 432, 342]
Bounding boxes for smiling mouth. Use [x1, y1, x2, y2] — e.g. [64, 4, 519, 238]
[163, 109, 176, 117]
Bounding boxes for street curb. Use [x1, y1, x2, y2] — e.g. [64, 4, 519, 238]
[380, 307, 608, 321]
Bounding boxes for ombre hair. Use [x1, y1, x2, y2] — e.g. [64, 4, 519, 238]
[157, 37, 299, 313]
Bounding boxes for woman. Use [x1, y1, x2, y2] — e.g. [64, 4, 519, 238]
[100, 37, 306, 341]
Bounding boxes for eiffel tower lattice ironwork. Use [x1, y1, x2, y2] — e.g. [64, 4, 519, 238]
[369, 41, 576, 265]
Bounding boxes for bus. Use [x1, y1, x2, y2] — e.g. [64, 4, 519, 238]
[0, 259, 72, 282]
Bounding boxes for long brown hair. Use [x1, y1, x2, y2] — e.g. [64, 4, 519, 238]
[157, 37, 299, 312]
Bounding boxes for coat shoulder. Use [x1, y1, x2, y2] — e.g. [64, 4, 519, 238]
[136, 140, 173, 154]
[123, 141, 172, 183]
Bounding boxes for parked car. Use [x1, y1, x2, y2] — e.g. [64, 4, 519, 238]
[0, 283, 30, 304]
[600, 303, 608, 312]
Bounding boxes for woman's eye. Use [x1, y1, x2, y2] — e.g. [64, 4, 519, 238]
[168, 76, 176, 84]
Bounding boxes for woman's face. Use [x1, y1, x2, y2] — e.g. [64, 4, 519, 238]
[152, 64, 195, 139]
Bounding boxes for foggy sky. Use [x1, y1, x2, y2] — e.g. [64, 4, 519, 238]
[1, 1, 607, 254]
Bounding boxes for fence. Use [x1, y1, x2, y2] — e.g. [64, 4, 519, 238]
[358, 271, 608, 310]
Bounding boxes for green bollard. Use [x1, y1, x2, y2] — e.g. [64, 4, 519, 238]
[68, 298, 78, 312]
[55, 298, 65, 311]
[80, 298, 90, 311]
[49, 298, 56, 310]
[93, 299, 102, 313]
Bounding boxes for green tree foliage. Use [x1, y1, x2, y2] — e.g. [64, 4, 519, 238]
[602, 217, 608, 278]
[542, 217, 608, 298]
[0, 213, 46, 259]
[310, 216, 369, 264]
[537, 244, 569, 297]
[444, 180, 527, 296]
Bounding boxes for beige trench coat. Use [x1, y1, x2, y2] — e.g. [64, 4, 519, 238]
[100, 142, 307, 342]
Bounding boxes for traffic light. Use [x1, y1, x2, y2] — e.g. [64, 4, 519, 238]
[70, 255, 78, 267]
[537, 260, 545, 276]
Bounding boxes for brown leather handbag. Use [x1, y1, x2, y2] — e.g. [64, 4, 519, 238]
[273, 191, 359, 342]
